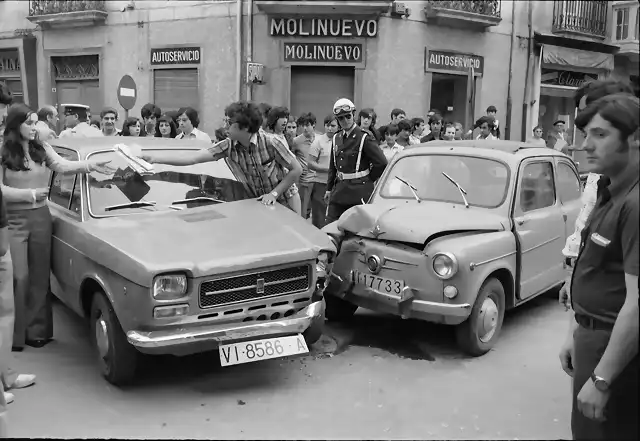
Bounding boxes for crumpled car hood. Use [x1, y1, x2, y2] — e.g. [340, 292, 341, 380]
[336, 201, 507, 244]
[79, 200, 334, 280]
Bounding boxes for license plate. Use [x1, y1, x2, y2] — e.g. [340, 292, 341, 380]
[354, 270, 405, 295]
[219, 334, 309, 367]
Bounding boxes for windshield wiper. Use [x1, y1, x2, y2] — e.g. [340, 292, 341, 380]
[171, 197, 224, 205]
[104, 201, 157, 212]
[442, 172, 469, 208]
[394, 176, 422, 202]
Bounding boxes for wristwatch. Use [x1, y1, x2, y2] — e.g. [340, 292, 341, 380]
[591, 372, 610, 392]
[270, 190, 278, 198]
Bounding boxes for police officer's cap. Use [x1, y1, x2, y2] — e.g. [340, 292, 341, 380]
[333, 98, 355, 117]
[62, 103, 90, 116]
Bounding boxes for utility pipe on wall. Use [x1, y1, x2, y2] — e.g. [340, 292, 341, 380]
[521, 0, 534, 142]
[504, 0, 517, 140]
[246, 0, 254, 101]
[236, 0, 243, 101]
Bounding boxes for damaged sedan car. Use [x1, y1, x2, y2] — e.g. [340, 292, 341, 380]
[47, 137, 335, 385]
[322, 141, 582, 355]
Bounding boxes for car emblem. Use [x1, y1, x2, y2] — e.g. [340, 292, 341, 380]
[256, 278, 265, 294]
[370, 224, 385, 239]
[367, 255, 382, 274]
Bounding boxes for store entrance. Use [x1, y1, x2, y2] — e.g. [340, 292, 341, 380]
[290, 66, 354, 133]
[429, 73, 470, 125]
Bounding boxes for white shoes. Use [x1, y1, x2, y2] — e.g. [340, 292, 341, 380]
[3, 392, 14, 405]
[7, 374, 36, 390]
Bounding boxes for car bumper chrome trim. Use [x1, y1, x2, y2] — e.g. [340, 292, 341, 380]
[328, 271, 471, 318]
[126, 300, 324, 349]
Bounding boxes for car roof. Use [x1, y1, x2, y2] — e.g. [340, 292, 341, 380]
[400, 140, 571, 163]
[49, 136, 212, 154]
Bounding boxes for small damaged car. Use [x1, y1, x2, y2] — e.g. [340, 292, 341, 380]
[47, 137, 335, 385]
[322, 140, 582, 355]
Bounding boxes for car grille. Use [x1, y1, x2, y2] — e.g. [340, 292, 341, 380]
[199, 265, 311, 308]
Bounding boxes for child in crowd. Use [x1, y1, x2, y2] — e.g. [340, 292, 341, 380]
[381, 124, 404, 161]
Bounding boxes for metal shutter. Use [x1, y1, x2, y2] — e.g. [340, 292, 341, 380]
[153, 69, 199, 114]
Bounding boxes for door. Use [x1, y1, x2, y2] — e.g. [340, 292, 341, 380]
[555, 158, 583, 240]
[48, 146, 83, 311]
[56, 80, 101, 128]
[290, 66, 354, 131]
[513, 159, 566, 299]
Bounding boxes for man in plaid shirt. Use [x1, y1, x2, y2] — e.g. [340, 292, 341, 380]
[142, 101, 302, 210]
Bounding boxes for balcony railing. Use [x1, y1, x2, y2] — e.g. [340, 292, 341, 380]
[552, 0, 608, 40]
[27, 0, 107, 29]
[424, 0, 501, 30]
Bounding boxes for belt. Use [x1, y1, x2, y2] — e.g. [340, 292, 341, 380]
[337, 170, 370, 180]
[575, 314, 614, 331]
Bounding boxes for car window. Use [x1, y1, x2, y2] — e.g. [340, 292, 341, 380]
[519, 161, 556, 212]
[378, 154, 510, 208]
[49, 147, 80, 212]
[556, 162, 581, 203]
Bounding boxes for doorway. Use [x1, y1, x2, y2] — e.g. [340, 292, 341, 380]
[52, 54, 101, 130]
[429, 73, 469, 125]
[290, 66, 355, 133]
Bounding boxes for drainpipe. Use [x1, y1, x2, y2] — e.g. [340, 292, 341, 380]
[236, 0, 243, 101]
[505, 0, 517, 140]
[246, 0, 254, 101]
[521, 0, 534, 141]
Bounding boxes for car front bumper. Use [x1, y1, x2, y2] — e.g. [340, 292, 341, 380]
[126, 300, 325, 353]
[327, 270, 471, 324]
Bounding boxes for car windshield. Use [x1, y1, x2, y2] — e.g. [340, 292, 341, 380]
[87, 149, 251, 216]
[378, 154, 510, 208]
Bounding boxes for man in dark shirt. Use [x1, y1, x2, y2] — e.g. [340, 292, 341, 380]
[559, 93, 639, 440]
[324, 98, 387, 224]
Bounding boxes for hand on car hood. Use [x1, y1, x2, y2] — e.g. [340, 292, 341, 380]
[336, 201, 506, 245]
[81, 200, 334, 279]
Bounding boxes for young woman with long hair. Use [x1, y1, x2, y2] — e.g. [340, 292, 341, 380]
[119, 117, 141, 137]
[0, 104, 113, 350]
[357, 108, 381, 142]
[155, 114, 178, 139]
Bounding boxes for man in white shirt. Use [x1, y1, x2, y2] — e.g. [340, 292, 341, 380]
[474, 116, 498, 140]
[381, 123, 404, 160]
[175, 107, 211, 142]
[34, 105, 58, 141]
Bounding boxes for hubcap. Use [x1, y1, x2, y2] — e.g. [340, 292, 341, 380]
[477, 296, 499, 343]
[95, 315, 110, 359]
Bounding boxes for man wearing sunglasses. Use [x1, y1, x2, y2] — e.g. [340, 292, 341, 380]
[323, 98, 387, 224]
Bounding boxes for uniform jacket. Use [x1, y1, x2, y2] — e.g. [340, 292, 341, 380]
[327, 125, 387, 206]
[59, 122, 103, 138]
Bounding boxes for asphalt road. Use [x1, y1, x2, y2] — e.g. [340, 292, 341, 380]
[7, 294, 572, 440]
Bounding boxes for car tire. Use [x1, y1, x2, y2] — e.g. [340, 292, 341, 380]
[90, 293, 139, 386]
[324, 295, 358, 322]
[455, 277, 505, 357]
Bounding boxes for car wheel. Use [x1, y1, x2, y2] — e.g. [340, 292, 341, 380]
[90, 293, 139, 386]
[455, 277, 505, 357]
[324, 295, 358, 322]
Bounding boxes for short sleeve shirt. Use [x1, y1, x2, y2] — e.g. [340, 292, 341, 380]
[571, 166, 640, 324]
[308, 134, 332, 184]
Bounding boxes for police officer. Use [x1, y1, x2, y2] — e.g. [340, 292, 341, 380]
[323, 98, 387, 223]
[59, 104, 102, 138]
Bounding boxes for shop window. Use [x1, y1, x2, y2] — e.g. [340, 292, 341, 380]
[153, 69, 199, 114]
[556, 162, 581, 204]
[520, 162, 556, 213]
[616, 7, 629, 40]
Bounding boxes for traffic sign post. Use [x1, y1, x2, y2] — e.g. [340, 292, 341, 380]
[117, 74, 137, 119]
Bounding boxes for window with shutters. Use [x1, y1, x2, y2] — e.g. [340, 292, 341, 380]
[153, 69, 199, 115]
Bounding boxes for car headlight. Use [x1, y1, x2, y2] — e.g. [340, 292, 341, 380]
[153, 273, 188, 300]
[432, 253, 459, 280]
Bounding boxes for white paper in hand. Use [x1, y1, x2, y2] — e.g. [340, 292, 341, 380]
[114, 143, 154, 175]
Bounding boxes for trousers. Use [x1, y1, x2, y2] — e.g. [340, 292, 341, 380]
[310, 182, 327, 228]
[7, 206, 53, 348]
[298, 182, 312, 219]
[326, 201, 353, 225]
[571, 324, 638, 440]
[0, 252, 17, 389]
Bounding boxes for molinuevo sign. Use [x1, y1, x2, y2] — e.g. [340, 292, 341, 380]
[426, 49, 484, 74]
[270, 18, 378, 37]
[150, 47, 202, 65]
[284, 42, 363, 63]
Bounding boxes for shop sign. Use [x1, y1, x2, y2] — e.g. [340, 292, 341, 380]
[541, 69, 597, 88]
[284, 42, 363, 63]
[270, 18, 378, 38]
[426, 50, 484, 74]
[0, 51, 20, 73]
[150, 47, 201, 65]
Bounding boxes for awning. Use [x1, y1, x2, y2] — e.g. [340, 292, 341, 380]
[542, 44, 614, 71]
[255, 0, 392, 16]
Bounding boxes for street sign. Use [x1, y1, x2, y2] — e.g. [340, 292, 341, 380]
[117, 75, 137, 111]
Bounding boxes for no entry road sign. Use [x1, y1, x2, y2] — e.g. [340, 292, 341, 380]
[117, 75, 137, 111]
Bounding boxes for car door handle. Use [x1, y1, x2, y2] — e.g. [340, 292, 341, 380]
[515, 217, 526, 226]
